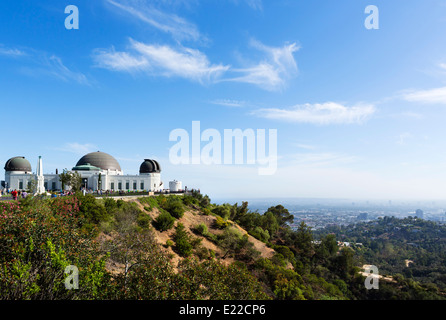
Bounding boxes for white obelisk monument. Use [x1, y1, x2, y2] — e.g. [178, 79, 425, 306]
[36, 156, 45, 194]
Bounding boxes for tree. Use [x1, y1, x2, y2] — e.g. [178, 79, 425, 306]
[173, 223, 195, 257]
[59, 169, 71, 190]
[27, 177, 37, 193]
[58, 169, 82, 191]
[293, 221, 314, 266]
[266, 205, 294, 227]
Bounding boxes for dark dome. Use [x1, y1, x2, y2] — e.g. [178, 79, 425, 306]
[75, 151, 122, 171]
[4, 156, 32, 172]
[140, 159, 161, 174]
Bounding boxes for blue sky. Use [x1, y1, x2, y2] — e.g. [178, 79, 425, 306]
[2, 0, 446, 200]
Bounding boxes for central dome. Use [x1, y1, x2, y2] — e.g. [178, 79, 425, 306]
[75, 151, 122, 172]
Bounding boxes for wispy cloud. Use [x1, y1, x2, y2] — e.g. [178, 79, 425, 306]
[57, 143, 98, 155]
[105, 0, 202, 42]
[230, 0, 263, 11]
[38, 55, 90, 85]
[252, 102, 375, 125]
[0, 45, 27, 57]
[227, 40, 299, 91]
[93, 38, 229, 84]
[0, 44, 90, 85]
[92, 35, 299, 90]
[92, 46, 149, 72]
[402, 86, 446, 104]
[210, 99, 247, 108]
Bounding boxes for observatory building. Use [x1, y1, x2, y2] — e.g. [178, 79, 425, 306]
[1, 151, 163, 192]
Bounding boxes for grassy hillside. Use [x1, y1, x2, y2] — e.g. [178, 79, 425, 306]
[1, 191, 445, 300]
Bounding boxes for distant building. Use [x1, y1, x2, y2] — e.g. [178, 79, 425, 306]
[357, 212, 368, 221]
[169, 180, 182, 192]
[415, 209, 424, 219]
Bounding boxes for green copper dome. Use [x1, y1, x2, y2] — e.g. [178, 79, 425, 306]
[72, 163, 102, 171]
[74, 151, 122, 172]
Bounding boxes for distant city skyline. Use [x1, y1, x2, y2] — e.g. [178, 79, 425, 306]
[2, 1, 446, 201]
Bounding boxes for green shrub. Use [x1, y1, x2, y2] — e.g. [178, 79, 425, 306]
[137, 213, 151, 230]
[182, 195, 199, 207]
[173, 223, 194, 257]
[212, 204, 231, 220]
[159, 196, 185, 219]
[250, 226, 270, 243]
[202, 208, 211, 216]
[139, 196, 159, 210]
[194, 223, 209, 236]
[153, 211, 175, 231]
[78, 194, 110, 225]
[214, 216, 230, 229]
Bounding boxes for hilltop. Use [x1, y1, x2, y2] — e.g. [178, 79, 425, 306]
[103, 195, 276, 273]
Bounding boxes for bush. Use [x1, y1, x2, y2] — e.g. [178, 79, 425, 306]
[173, 223, 194, 257]
[182, 195, 199, 207]
[250, 226, 270, 243]
[153, 211, 176, 231]
[212, 204, 231, 220]
[137, 213, 151, 230]
[194, 223, 209, 236]
[78, 194, 110, 226]
[160, 196, 185, 219]
[138, 197, 159, 210]
[214, 216, 230, 229]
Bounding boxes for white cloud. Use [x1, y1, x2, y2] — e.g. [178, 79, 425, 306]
[93, 39, 229, 84]
[0, 45, 89, 85]
[210, 99, 247, 107]
[228, 41, 299, 91]
[105, 0, 202, 42]
[230, 0, 263, 10]
[402, 86, 446, 104]
[92, 38, 299, 90]
[92, 47, 149, 72]
[252, 102, 375, 125]
[131, 40, 229, 83]
[43, 55, 90, 85]
[0, 46, 26, 57]
[58, 143, 98, 155]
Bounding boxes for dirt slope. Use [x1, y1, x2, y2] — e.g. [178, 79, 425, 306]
[128, 198, 275, 268]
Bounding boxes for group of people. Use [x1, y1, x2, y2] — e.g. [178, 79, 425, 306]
[1, 189, 28, 201]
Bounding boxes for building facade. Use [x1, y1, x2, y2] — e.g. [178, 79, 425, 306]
[2, 151, 163, 192]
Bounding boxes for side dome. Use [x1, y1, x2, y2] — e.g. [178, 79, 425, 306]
[75, 151, 122, 172]
[4, 156, 32, 173]
[139, 159, 161, 174]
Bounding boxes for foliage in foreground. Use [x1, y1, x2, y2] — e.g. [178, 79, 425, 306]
[1, 192, 445, 300]
[0, 194, 268, 300]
